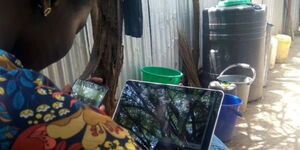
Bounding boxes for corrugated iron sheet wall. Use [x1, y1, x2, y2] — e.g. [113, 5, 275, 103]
[41, 1, 197, 91]
[253, 0, 300, 34]
[118, 0, 195, 92]
[42, 0, 298, 93]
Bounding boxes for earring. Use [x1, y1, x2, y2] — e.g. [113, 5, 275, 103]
[43, 0, 52, 17]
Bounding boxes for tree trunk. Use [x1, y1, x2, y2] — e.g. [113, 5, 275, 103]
[80, 0, 123, 116]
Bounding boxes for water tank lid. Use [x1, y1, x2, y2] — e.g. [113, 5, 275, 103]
[218, 0, 252, 7]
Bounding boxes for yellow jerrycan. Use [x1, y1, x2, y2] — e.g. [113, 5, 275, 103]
[276, 34, 292, 63]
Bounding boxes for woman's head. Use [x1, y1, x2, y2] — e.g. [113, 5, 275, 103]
[0, 0, 95, 71]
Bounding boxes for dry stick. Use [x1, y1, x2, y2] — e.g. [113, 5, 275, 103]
[178, 31, 202, 87]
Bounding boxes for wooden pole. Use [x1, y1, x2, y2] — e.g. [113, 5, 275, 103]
[80, 0, 124, 116]
[284, 0, 294, 39]
[192, 0, 200, 69]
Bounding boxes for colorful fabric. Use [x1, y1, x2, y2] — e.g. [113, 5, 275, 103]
[0, 49, 137, 150]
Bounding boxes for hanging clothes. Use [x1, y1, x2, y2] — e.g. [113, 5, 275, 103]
[123, 0, 143, 38]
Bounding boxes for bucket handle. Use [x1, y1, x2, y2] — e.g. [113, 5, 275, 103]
[218, 63, 256, 84]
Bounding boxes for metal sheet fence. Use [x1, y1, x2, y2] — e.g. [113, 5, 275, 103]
[117, 0, 195, 94]
[41, 0, 298, 94]
[41, 0, 196, 92]
[253, 0, 299, 34]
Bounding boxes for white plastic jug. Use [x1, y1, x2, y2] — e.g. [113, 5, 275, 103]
[270, 36, 278, 69]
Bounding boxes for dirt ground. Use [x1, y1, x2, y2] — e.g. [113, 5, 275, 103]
[227, 36, 300, 150]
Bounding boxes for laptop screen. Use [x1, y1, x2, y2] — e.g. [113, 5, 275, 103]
[113, 80, 224, 150]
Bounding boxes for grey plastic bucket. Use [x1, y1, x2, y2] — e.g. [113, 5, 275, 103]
[217, 63, 256, 112]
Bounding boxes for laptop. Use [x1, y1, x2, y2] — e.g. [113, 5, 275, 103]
[113, 80, 224, 150]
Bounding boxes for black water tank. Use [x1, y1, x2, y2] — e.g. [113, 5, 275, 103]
[201, 4, 267, 101]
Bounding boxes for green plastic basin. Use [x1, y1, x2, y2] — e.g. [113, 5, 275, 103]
[141, 66, 183, 84]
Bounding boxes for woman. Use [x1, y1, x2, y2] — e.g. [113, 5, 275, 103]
[0, 0, 137, 149]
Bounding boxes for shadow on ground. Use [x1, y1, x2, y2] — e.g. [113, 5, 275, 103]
[227, 37, 300, 150]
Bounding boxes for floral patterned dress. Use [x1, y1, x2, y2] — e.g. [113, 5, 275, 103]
[0, 49, 137, 150]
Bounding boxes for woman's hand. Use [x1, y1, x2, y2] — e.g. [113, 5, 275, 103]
[89, 77, 103, 84]
[62, 84, 72, 95]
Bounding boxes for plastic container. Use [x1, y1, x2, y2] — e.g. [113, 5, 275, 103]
[270, 36, 278, 69]
[202, 4, 267, 102]
[141, 66, 183, 84]
[215, 94, 242, 142]
[217, 63, 256, 112]
[276, 34, 292, 63]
